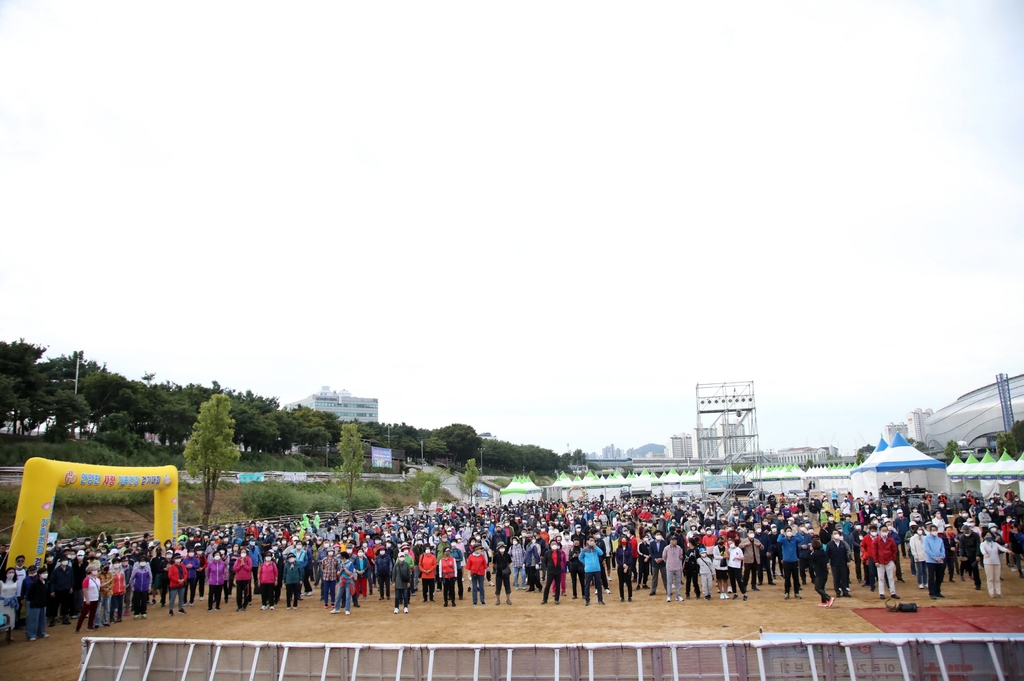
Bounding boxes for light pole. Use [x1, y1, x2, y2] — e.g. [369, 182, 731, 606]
[479, 447, 484, 476]
[73, 351, 81, 395]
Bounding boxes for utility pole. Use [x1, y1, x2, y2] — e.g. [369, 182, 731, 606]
[74, 351, 81, 394]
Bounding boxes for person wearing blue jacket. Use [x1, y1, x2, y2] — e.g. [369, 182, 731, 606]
[923, 525, 946, 599]
[776, 529, 802, 598]
[374, 547, 393, 601]
[296, 544, 313, 596]
[797, 528, 813, 585]
[579, 538, 605, 606]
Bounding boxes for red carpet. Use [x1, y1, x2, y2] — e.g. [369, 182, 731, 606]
[854, 605, 1024, 633]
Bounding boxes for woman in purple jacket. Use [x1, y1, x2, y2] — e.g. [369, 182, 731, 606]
[129, 560, 152, 620]
[206, 552, 227, 611]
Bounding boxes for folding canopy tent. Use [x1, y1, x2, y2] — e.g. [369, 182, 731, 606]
[850, 433, 948, 497]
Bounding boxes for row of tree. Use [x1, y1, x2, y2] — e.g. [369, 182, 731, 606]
[0, 339, 576, 474]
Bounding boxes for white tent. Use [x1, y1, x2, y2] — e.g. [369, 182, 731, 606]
[981, 452, 1017, 499]
[850, 433, 948, 497]
[679, 469, 703, 496]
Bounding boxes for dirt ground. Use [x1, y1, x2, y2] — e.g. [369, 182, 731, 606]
[5, 571, 1022, 681]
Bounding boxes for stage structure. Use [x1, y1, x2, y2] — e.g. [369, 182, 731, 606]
[695, 381, 759, 465]
[996, 372, 1016, 433]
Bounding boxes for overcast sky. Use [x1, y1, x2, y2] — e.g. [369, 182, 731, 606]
[2, 1, 1022, 456]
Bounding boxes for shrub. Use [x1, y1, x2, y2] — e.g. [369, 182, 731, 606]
[0, 488, 18, 514]
[240, 481, 302, 517]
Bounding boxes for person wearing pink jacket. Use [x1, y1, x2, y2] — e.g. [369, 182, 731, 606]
[232, 551, 253, 612]
[258, 559, 278, 610]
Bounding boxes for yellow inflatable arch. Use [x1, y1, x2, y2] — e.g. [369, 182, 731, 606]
[11, 457, 178, 567]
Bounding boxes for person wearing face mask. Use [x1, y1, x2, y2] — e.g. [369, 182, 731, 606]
[393, 548, 413, 614]
[776, 527, 802, 599]
[128, 555, 152, 619]
[283, 553, 303, 609]
[615, 535, 636, 603]
[874, 527, 899, 600]
[825, 532, 851, 598]
[908, 525, 928, 590]
[182, 550, 200, 607]
[353, 549, 369, 603]
[981, 534, 1011, 598]
[76, 567, 102, 633]
[958, 525, 982, 590]
[579, 536, 605, 606]
[49, 554, 75, 627]
[492, 543, 513, 605]
[233, 549, 253, 612]
[166, 554, 189, 616]
[663, 535, 684, 602]
[466, 544, 488, 606]
[739, 530, 763, 593]
[320, 549, 339, 610]
[923, 525, 946, 599]
[206, 552, 226, 611]
[256, 549, 280, 612]
[375, 547, 393, 601]
[150, 548, 168, 609]
[541, 541, 563, 605]
[25, 569, 50, 640]
[648, 532, 668, 596]
[636, 534, 651, 589]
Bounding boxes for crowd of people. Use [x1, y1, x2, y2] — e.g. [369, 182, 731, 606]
[1, 488, 1023, 643]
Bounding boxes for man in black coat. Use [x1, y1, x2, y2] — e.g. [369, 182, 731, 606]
[825, 530, 851, 597]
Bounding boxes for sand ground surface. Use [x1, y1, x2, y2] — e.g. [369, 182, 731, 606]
[5, 571, 1021, 680]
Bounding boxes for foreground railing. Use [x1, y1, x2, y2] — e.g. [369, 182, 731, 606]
[77, 637, 1024, 681]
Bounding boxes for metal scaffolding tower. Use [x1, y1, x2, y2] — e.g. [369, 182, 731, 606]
[996, 373, 1015, 433]
[695, 381, 759, 465]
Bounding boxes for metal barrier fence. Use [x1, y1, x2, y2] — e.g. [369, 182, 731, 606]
[77, 637, 1024, 681]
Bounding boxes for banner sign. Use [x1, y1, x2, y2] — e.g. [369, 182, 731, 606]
[280, 472, 308, 482]
[371, 447, 393, 468]
[238, 472, 265, 483]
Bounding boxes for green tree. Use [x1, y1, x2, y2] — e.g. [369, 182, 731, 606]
[416, 471, 442, 505]
[1013, 421, 1024, 457]
[423, 437, 448, 460]
[183, 394, 238, 523]
[0, 339, 47, 434]
[857, 444, 876, 456]
[336, 423, 364, 510]
[434, 423, 482, 463]
[996, 431, 1018, 458]
[461, 458, 480, 504]
[943, 440, 960, 462]
[907, 438, 929, 453]
[44, 389, 91, 442]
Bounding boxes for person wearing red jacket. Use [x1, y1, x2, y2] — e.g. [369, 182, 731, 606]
[874, 528, 899, 600]
[440, 548, 458, 607]
[465, 545, 489, 605]
[166, 554, 189, 616]
[860, 528, 877, 591]
[418, 550, 437, 603]
[258, 559, 278, 610]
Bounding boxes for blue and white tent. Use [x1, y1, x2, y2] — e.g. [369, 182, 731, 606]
[850, 433, 948, 497]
